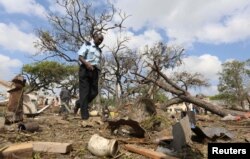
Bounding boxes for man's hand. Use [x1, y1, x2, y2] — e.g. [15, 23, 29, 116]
[85, 62, 94, 70]
[79, 56, 94, 70]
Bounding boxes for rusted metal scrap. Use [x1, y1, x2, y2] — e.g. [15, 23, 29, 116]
[192, 126, 234, 141]
[5, 75, 26, 124]
[172, 116, 192, 151]
[107, 119, 145, 138]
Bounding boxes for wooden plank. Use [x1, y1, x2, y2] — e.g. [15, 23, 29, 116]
[117, 138, 148, 144]
[154, 135, 173, 144]
[0, 142, 33, 159]
[33, 142, 72, 154]
[123, 144, 178, 159]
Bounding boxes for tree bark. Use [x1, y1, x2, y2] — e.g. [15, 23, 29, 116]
[178, 94, 230, 117]
[164, 97, 183, 108]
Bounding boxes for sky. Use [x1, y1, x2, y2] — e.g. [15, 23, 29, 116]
[0, 0, 250, 96]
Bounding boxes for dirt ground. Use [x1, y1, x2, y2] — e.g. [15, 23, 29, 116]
[0, 106, 250, 159]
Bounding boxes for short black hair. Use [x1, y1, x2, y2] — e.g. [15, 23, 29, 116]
[93, 32, 103, 39]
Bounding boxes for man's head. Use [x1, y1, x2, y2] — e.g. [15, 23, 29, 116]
[93, 33, 104, 46]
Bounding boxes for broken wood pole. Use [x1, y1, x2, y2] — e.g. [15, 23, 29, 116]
[123, 144, 178, 159]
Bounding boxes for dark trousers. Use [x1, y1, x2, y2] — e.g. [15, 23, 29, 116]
[79, 65, 99, 120]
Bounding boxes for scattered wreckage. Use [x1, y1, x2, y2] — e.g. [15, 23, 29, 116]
[0, 75, 250, 158]
[0, 75, 52, 123]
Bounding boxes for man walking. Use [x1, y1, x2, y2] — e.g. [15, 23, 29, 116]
[77, 33, 104, 120]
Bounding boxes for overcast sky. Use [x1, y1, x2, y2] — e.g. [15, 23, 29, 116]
[0, 0, 250, 95]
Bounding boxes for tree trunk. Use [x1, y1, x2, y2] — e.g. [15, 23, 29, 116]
[115, 82, 120, 105]
[178, 94, 230, 117]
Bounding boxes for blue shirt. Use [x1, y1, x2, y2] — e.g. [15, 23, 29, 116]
[77, 41, 102, 69]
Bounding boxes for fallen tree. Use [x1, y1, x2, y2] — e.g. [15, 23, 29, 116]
[131, 43, 237, 117]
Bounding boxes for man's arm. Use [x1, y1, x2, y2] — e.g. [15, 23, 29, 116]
[79, 55, 94, 70]
[77, 42, 94, 71]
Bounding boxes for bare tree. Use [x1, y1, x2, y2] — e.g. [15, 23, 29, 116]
[102, 36, 137, 104]
[35, 0, 128, 62]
